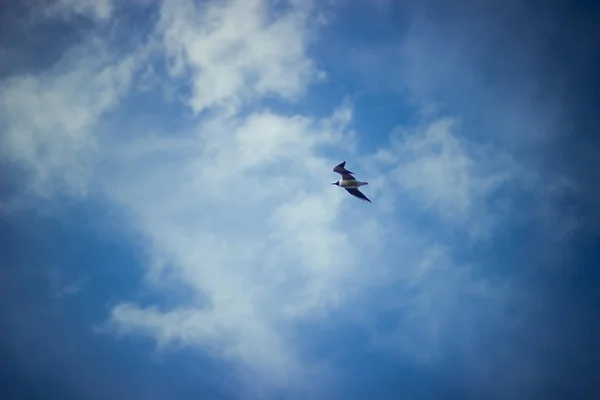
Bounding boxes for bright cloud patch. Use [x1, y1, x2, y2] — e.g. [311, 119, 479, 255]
[157, 0, 320, 114]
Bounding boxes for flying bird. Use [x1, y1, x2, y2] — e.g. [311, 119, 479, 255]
[331, 161, 372, 203]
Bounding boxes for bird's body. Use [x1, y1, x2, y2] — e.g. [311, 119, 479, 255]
[331, 161, 372, 203]
[338, 177, 368, 189]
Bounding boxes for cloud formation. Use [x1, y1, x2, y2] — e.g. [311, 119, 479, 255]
[1, 0, 585, 398]
[156, 0, 322, 114]
[1, 37, 143, 197]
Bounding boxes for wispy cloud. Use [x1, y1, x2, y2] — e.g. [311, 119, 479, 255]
[103, 105, 363, 390]
[0, 35, 145, 198]
[369, 117, 529, 239]
[156, 0, 323, 114]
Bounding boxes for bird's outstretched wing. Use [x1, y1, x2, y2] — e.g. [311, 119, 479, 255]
[345, 188, 372, 203]
[333, 161, 354, 176]
[339, 172, 356, 181]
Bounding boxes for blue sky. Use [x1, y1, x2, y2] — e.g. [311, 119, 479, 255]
[1, 0, 599, 399]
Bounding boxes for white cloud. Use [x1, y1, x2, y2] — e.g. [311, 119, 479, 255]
[156, 0, 321, 114]
[0, 37, 145, 198]
[103, 104, 369, 390]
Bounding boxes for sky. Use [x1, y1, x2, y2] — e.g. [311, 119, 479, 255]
[1, 0, 599, 399]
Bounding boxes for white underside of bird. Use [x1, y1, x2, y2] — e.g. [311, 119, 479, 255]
[338, 178, 368, 188]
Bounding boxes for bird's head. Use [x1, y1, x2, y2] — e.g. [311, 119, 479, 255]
[331, 181, 340, 186]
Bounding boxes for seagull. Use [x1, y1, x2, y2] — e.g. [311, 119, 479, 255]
[331, 161, 372, 203]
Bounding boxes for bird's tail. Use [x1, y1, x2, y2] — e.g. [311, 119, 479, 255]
[358, 181, 368, 187]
